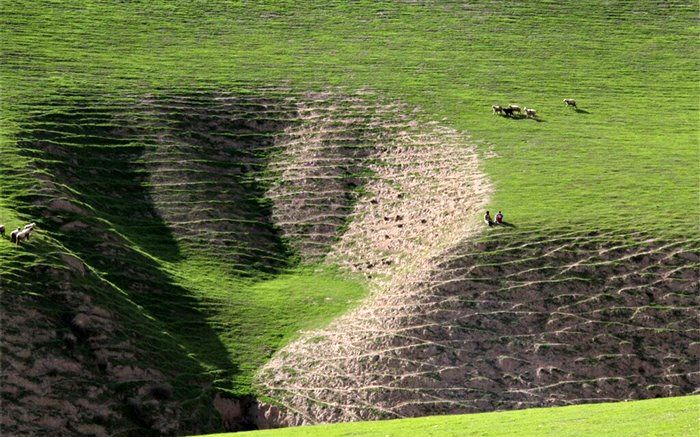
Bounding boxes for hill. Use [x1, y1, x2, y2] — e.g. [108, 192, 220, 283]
[1, 1, 698, 434]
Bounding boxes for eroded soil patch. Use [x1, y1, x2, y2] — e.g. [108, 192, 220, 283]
[2, 88, 489, 434]
[258, 230, 699, 425]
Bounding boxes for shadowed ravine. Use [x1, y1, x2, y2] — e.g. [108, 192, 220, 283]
[2, 88, 492, 433]
[2, 88, 698, 435]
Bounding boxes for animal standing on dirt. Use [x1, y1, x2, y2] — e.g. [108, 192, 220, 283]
[492, 105, 503, 115]
[563, 98, 577, 108]
[524, 107, 537, 118]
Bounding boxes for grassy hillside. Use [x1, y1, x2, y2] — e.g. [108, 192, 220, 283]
[2, 1, 697, 231]
[204, 395, 700, 437]
[0, 91, 375, 433]
[2, 92, 370, 390]
[1, 1, 698, 434]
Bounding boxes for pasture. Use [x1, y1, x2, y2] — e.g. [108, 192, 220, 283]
[1, 1, 697, 434]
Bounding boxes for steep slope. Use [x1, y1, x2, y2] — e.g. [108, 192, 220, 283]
[1, 2, 697, 434]
[3, 88, 697, 433]
[1, 89, 493, 434]
[257, 228, 699, 426]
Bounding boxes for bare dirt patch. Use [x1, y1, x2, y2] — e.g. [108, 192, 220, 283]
[257, 114, 494, 426]
[257, 230, 699, 426]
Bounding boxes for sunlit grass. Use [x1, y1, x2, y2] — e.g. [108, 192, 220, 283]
[205, 395, 699, 437]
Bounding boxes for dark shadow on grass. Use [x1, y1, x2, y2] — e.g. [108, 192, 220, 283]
[17, 92, 303, 276]
[574, 108, 590, 114]
[496, 221, 517, 228]
[17, 100, 184, 262]
[499, 113, 527, 120]
[499, 113, 545, 122]
[14, 96, 242, 390]
[143, 91, 296, 276]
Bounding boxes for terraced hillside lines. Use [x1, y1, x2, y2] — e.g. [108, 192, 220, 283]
[0, 241, 214, 435]
[327, 122, 492, 282]
[256, 121, 492, 426]
[139, 91, 412, 267]
[265, 95, 393, 261]
[3, 87, 502, 433]
[138, 92, 296, 274]
[2, 98, 247, 434]
[256, 230, 699, 426]
[3, 1, 697, 231]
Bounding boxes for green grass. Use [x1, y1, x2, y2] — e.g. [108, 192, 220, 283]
[167, 262, 367, 393]
[1, 1, 698, 433]
[2, 1, 698, 233]
[203, 395, 699, 436]
[0, 94, 369, 398]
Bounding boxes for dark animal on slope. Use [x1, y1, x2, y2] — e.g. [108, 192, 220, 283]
[10, 228, 20, 244]
[501, 107, 514, 117]
[0, 224, 4, 235]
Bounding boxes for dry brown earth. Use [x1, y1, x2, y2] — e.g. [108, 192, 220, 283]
[257, 229, 699, 426]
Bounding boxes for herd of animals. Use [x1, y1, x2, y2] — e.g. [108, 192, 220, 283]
[1, 222, 36, 245]
[492, 98, 577, 118]
[2, 98, 580, 248]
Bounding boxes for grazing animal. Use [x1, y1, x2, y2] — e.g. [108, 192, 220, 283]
[524, 107, 537, 118]
[492, 105, 503, 115]
[501, 106, 515, 117]
[14, 223, 36, 245]
[0, 224, 4, 235]
[10, 228, 20, 244]
[15, 227, 34, 244]
[563, 98, 577, 108]
[508, 104, 521, 113]
[22, 222, 35, 230]
[484, 211, 494, 227]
